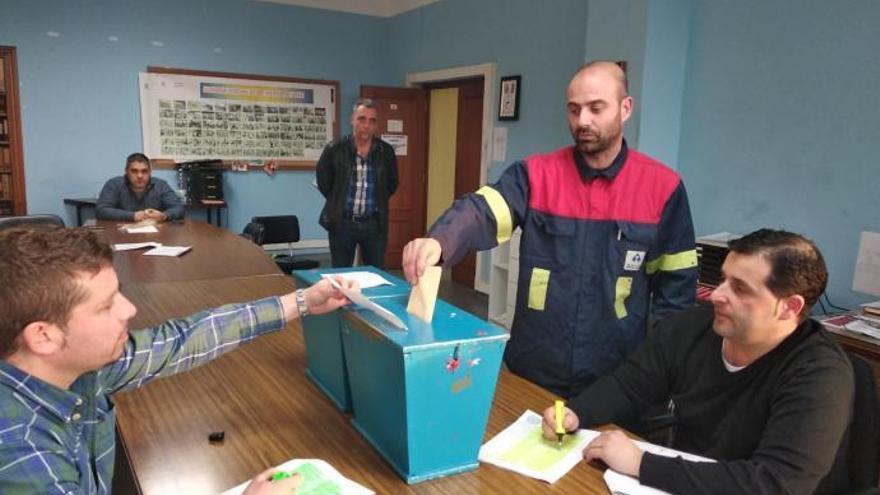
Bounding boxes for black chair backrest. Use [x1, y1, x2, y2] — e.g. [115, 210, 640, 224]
[241, 222, 265, 245]
[0, 214, 65, 230]
[251, 215, 301, 245]
[847, 352, 880, 489]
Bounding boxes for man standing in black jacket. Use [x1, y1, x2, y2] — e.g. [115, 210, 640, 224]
[316, 99, 399, 268]
[542, 229, 855, 494]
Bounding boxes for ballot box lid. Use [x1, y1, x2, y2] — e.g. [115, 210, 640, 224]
[342, 294, 509, 352]
[292, 266, 410, 298]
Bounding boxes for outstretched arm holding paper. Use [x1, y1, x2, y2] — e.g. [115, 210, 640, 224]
[0, 228, 358, 494]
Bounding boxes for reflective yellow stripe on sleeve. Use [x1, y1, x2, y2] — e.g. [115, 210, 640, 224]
[475, 186, 513, 244]
[645, 249, 698, 275]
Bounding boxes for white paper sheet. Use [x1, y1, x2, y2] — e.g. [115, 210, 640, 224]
[321, 271, 393, 289]
[325, 276, 406, 330]
[143, 245, 191, 257]
[387, 119, 403, 132]
[113, 242, 160, 251]
[220, 458, 373, 495]
[602, 440, 714, 495]
[123, 225, 159, 234]
[492, 126, 508, 163]
[478, 410, 599, 484]
[381, 134, 407, 156]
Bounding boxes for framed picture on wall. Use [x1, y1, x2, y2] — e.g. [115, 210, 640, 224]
[498, 75, 521, 121]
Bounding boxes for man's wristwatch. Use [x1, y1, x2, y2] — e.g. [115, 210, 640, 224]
[295, 289, 310, 317]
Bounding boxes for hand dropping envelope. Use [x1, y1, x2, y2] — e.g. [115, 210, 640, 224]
[407, 266, 441, 322]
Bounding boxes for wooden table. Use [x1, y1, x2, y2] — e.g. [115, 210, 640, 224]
[110, 222, 612, 494]
[65, 197, 228, 227]
[99, 219, 279, 283]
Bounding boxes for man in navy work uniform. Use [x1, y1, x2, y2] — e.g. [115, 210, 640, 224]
[96, 152, 184, 222]
[543, 229, 855, 494]
[403, 61, 698, 397]
[0, 226, 358, 494]
[317, 99, 399, 268]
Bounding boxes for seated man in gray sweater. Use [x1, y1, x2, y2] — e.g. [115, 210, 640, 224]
[96, 153, 184, 222]
[543, 229, 855, 494]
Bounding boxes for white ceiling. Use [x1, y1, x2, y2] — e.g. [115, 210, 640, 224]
[252, 0, 442, 18]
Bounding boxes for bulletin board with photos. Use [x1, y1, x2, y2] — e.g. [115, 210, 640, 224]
[139, 67, 340, 170]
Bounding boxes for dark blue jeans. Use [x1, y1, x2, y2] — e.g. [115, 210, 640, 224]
[329, 216, 387, 268]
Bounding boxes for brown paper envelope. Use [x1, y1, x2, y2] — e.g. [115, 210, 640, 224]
[406, 266, 442, 323]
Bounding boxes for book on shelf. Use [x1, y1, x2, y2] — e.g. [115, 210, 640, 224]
[0, 173, 10, 200]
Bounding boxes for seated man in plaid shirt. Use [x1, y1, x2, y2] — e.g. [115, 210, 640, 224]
[0, 227, 355, 494]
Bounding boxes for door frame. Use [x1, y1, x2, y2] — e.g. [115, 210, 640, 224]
[405, 62, 497, 294]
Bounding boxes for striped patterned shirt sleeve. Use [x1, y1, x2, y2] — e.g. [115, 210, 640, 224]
[99, 296, 286, 394]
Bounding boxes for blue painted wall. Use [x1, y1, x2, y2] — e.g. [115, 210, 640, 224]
[678, 0, 880, 308]
[638, 0, 693, 169]
[0, 0, 393, 236]
[583, 0, 648, 148]
[387, 0, 589, 284]
[388, 0, 589, 182]
[5, 0, 876, 309]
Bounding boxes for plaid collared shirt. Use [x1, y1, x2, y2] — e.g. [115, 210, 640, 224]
[345, 153, 376, 216]
[0, 297, 285, 494]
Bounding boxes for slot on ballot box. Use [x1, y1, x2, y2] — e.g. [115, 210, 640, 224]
[292, 267, 411, 411]
[340, 294, 509, 484]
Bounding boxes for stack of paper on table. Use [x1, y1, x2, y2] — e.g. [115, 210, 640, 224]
[118, 220, 159, 234]
[113, 242, 161, 251]
[143, 245, 191, 257]
[221, 459, 373, 495]
[112, 242, 191, 257]
[862, 301, 880, 317]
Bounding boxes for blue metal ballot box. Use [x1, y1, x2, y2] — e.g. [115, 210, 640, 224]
[292, 267, 410, 411]
[339, 295, 509, 483]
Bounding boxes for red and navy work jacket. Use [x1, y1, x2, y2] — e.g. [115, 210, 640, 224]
[429, 144, 698, 397]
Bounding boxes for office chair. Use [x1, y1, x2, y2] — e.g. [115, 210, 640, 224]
[240, 221, 265, 245]
[0, 214, 65, 230]
[250, 215, 320, 273]
[844, 352, 880, 490]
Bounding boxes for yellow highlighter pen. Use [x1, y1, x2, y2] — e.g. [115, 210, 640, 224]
[554, 399, 566, 449]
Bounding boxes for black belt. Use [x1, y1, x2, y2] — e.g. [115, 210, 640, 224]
[345, 212, 377, 223]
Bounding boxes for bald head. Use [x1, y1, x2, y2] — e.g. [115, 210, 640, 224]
[565, 60, 633, 166]
[569, 61, 629, 101]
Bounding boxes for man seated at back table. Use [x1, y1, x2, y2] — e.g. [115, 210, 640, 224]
[0, 226, 357, 494]
[542, 229, 856, 494]
[96, 152, 184, 222]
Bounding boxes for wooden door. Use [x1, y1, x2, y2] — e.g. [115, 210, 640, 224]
[0, 46, 26, 216]
[360, 86, 428, 269]
[450, 78, 484, 286]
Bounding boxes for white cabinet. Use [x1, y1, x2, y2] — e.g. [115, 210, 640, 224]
[488, 229, 521, 330]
